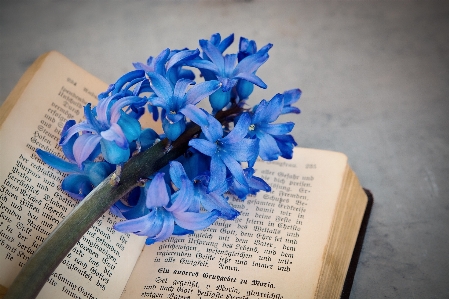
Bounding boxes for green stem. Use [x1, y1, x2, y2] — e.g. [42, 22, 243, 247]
[5, 106, 239, 299]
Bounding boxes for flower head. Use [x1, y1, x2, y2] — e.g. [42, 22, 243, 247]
[188, 111, 258, 192]
[114, 163, 221, 245]
[248, 93, 295, 164]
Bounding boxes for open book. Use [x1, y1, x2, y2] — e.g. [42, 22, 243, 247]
[0, 52, 369, 299]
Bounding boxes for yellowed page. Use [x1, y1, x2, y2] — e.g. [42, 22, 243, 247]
[121, 147, 348, 299]
[0, 52, 146, 298]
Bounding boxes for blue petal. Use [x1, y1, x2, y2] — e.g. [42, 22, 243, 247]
[223, 138, 258, 162]
[208, 154, 226, 192]
[112, 70, 146, 94]
[201, 112, 223, 142]
[173, 210, 220, 231]
[169, 161, 188, 189]
[186, 80, 221, 105]
[146, 173, 170, 208]
[281, 106, 301, 115]
[117, 112, 142, 142]
[199, 39, 224, 71]
[209, 89, 231, 112]
[173, 79, 194, 108]
[220, 151, 248, 189]
[223, 54, 238, 76]
[60, 120, 77, 162]
[36, 149, 80, 173]
[109, 96, 147, 124]
[162, 118, 185, 141]
[60, 121, 96, 145]
[73, 134, 102, 167]
[233, 52, 269, 76]
[139, 128, 159, 151]
[100, 139, 130, 164]
[283, 88, 302, 106]
[150, 210, 175, 242]
[61, 174, 93, 200]
[199, 190, 239, 220]
[147, 72, 173, 101]
[234, 72, 267, 89]
[101, 123, 128, 148]
[217, 33, 234, 53]
[260, 122, 294, 135]
[166, 49, 200, 70]
[188, 139, 216, 157]
[264, 93, 284, 123]
[173, 225, 194, 236]
[114, 209, 161, 235]
[256, 131, 281, 161]
[221, 112, 251, 144]
[83, 161, 114, 186]
[152, 48, 171, 75]
[180, 104, 208, 127]
[184, 59, 220, 74]
[167, 176, 194, 212]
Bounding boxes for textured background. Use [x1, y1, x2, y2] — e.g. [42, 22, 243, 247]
[1, 1, 448, 298]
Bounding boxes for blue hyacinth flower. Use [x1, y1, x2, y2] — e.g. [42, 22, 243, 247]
[188, 111, 258, 192]
[36, 149, 114, 200]
[248, 93, 295, 164]
[169, 161, 239, 220]
[228, 167, 271, 200]
[114, 167, 220, 245]
[186, 39, 270, 111]
[60, 93, 147, 166]
[147, 73, 221, 140]
[134, 48, 199, 87]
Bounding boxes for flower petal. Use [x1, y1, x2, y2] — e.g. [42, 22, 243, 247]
[256, 131, 281, 161]
[185, 80, 221, 105]
[199, 39, 224, 71]
[220, 151, 248, 189]
[61, 174, 93, 200]
[221, 112, 251, 144]
[188, 139, 216, 157]
[36, 149, 80, 173]
[73, 134, 102, 167]
[100, 139, 130, 164]
[118, 113, 142, 142]
[173, 210, 220, 231]
[184, 59, 220, 74]
[146, 173, 170, 208]
[60, 121, 95, 145]
[223, 138, 258, 162]
[169, 161, 188, 189]
[233, 72, 267, 89]
[208, 154, 226, 192]
[166, 49, 200, 70]
[101, 123, 128, 148]
[83, 161, 115, 186]
[233, 52, 269, 76]
[260, 122, 294, 135]
[147, 72, 173, 101]
[283, 88, 302, 106]
[180, 104, 208, 127]
[166, 176, 194, 212]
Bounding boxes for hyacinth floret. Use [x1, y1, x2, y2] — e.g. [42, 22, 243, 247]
[37, 33, 301, 245]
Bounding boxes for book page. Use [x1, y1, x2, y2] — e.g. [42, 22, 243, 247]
[0, 52, 146, 298]
[121, 147, 348, 299]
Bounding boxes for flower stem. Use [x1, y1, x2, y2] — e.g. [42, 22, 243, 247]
[5, 105, 239, 299]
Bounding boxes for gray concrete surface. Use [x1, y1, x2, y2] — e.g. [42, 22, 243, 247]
[1, 1, 448, 298]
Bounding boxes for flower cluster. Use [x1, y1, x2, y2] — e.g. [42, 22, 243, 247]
[37, 33, 301, 245]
